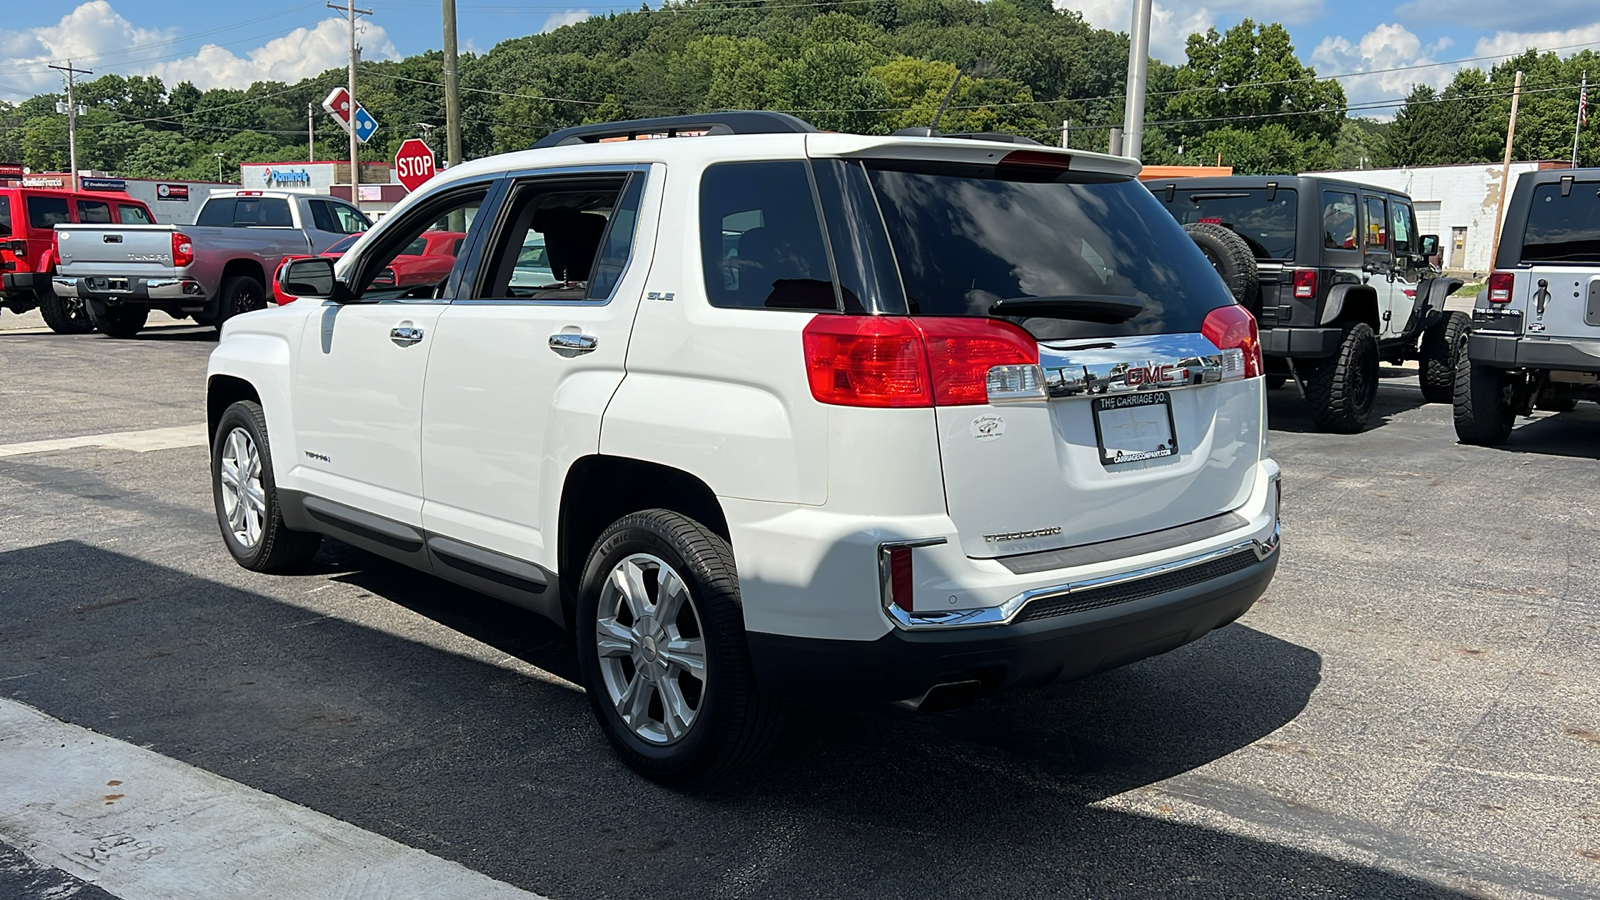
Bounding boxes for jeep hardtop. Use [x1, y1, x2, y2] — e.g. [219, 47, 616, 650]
[1157, 175, 1468, 432]
[1456, 167, 1600, 443]
[207, 112, 1281, 782]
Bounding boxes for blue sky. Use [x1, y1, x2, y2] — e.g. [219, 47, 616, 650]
[3, 0, 1599, 116]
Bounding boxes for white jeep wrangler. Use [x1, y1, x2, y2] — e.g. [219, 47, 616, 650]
[207, 112, 1281, 782]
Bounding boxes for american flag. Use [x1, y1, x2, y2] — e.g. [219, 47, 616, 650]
[1582, 80, 1589, 127]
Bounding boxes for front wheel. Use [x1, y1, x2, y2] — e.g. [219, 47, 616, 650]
[1419, 311, 1470, 403]
[576, 509, 782, 784]
[90, 304, 148, 338]
[1453, 348, 1519, 446]
[211, 401, 322, 571]
[1305, 322, 1379, 433]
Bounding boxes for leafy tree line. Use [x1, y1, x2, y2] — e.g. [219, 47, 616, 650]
[1, 0, 1592, 181]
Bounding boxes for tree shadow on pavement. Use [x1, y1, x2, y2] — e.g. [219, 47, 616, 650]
[0, 541, 1486, 900]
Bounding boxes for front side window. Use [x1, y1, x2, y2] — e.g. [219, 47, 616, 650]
[1160, 188, 1298, 260]
[353, 189, 485, 300]
[27, 196, 70, 229]
[1390, 201, 1414, 254]
[330, 203, 369, 234]
[867, 163, 1234, 340]
[1364, 196, 1388, 250]
[1322, 191, 1358, 249]
[478, 174, 642, 302]
[77, 201, 112, 224]
[1521, 182, 1600, 265]
[119, 204, 152, 225]
[699, 161, 837, 311]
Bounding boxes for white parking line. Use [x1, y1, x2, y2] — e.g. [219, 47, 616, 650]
[0, 698, 548, 900]
[0, 425, 208, 459]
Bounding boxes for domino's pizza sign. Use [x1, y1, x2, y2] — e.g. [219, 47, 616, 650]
[262, 168, 312, 188]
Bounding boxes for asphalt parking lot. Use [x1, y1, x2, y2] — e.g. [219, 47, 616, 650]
[2, 315, 1597, 899]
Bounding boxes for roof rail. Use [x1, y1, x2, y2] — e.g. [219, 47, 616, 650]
[532, 111, 817, 149]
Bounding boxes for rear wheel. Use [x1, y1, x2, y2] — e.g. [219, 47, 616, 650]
[1453, 341, 1518, 445]
[1305, 322, 1378, 433]
[90, 304, 149, 338]
[213, 276, 267, 334]
[1419, 311, 1469, 403]
[37, 281, 94, 334]
[576, 509, 782, 784]
[1183, 222, 1259, 305]
[211, 401, 322, 571]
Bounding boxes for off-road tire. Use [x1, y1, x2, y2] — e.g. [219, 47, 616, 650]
[1183, 222, 1259, 305]
[576, 509, 783, 785]
[213, 276, 267, 334]
[211, 400, 323, 572]
[1453, 341, 1518, 446]
[37, 281, 94, 334]
[90, 304, 149, 338]
[1305, 322, 1379, 433]
[1418, 310, 1469, 404]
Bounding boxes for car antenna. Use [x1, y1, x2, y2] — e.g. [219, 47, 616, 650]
[930, 65, 966, 133]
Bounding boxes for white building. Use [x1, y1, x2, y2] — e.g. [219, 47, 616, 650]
[1307, 161, 1575, 276]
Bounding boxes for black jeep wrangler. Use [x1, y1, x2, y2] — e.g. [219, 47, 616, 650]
[1156, 175, 1468, 432]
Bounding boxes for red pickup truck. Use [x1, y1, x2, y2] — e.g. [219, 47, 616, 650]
[0, 186, 157, 333]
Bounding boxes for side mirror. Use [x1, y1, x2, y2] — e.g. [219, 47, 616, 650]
[1418, 234, 1439, 258]
[280, 256, 339, 300]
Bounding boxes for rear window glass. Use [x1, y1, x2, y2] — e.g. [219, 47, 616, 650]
[1521, 182, 1600, 265]
[27, 196, 70, 229]
[866, 164, 1235, 341]
[119, 205, 152, 225]
[699, 161, 839, 311]
[77, 201, 112, 224]
[1160, 188, 1297, 260]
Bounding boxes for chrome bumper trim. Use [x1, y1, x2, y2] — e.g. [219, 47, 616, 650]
[52, 276, 203, 301]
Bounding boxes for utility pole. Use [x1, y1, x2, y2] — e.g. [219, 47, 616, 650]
[1061, 119, 1070, 149]
[330, 0, 372, 212]
[49, 60, 92, 192]
[1573, 72, 1588, 168]
[443, 0, 463, 172]
[308, 102, 315, 161]
[1121, 0, 1153, 160]
[1491, 70, 1524, 265]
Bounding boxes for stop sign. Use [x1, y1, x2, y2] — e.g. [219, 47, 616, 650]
[395, 138, 437, 193]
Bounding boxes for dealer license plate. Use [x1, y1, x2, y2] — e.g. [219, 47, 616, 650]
[1091, 392, 1178, 466]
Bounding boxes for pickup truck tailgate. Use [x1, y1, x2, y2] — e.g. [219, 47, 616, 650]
[56, 224, 179, 281]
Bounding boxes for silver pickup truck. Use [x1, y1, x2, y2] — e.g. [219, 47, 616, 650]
[53, 189, 369, 337]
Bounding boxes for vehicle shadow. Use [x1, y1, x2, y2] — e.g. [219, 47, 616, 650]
[1266, 365, 1434, 434]
[125, 323, 217, 342]
[0, 540, 1480, 899]
[1471, 404, 1600, 461]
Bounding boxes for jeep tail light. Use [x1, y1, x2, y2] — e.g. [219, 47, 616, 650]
[1201, 304, 1263, 378]
[885, 546, 914, 613]
[802, 316, 1041, 408]
[1486, 271, 1514, 304]
[1292, 268, 1317, 299]
[915, 318, 1038, 405]
[171, 232, 194, 268]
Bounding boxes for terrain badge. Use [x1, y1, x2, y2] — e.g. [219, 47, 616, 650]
[970, 414, 1006, 442]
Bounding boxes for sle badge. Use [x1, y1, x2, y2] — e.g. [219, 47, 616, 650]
[970, 414, 1006, 442]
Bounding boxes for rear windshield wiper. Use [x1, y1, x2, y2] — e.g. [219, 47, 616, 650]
[989, 295, 1143, 324]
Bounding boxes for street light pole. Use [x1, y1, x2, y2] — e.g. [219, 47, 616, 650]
[1121, 0, 1153, 160]
[214, 152, 224, 182]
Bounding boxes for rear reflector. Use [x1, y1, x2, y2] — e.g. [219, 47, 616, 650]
[1292, 268, 1317, 299]
[1486, 271, 1514, 304]
[1201, 304, 1263, 378]
[887, 546, 914, 612]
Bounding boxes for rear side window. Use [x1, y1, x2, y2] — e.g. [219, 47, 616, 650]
[587, 173, 646, 299]
[699, 161, 838, 311]
[27, 196, 70, 229]
[1322, 191, 1358, 249]
[1160, 188, 1297, 260]
[1363, 196, 1388, 249]
[119, 205, 152, 225]
[196, 198, 236, 226]
[0, 196, 12, 236]
[77, 201, 112, 224]
[866, 163, 1234, 341]
[235, 197, 292, 227]
[1521, 182, 1600, 264]
[308, 199, 337, 233]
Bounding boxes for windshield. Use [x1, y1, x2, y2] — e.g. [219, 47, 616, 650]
[866, 164, 1236, 341]
[325, 234, 363, 254]
[1521, 182, 1600, 264]
[1160, 188, 1298, 259]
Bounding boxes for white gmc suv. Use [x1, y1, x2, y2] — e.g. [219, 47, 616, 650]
[207, 112, 1281, 783]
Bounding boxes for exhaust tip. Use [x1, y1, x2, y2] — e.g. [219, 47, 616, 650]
[909, 679, 983, 714]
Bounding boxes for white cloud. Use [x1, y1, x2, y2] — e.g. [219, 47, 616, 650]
[1311, 23, 1456, 117]
[1471, 23, 1600, 59]
[1059, 0, 1215, 63]
[539, 10, 591, 34]
[0, 1, 398, 96]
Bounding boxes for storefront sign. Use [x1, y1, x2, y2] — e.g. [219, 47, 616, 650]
[156, 183, 191, 201]
[261, 167, 312, 187]
[80, 177, 127, 192]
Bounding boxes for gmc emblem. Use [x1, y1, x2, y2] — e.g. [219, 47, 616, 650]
[1124, 364, 1185, 386]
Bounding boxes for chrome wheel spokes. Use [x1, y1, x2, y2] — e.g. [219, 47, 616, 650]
[219, 426, 266, 549]
[595, 553, 708, 745]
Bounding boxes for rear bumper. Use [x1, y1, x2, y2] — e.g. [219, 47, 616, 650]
[52, 275, 205, 303]
[1468, 332, 1600, 374]
[1261, 326, 1341, 358]
[2, 272, 44, 301]
[748, 545, 1278, 702]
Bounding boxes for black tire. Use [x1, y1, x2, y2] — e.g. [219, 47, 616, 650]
[213, 275, 267, 334]
[1304, 322, 1379, 433]
[37, 281, 94, 334]
[1418, 310, 1469, 404]
[211, 400, 322, 572]
[89, 304, 149, 338]
[1183, 222, 1259, 305]
[576, 509, 783, 785]
[1453, 344, 1518, 446]
[1265, 373, 1288, 390]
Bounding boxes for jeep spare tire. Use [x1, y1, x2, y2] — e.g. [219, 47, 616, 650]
[1183, 222, 1259, 305]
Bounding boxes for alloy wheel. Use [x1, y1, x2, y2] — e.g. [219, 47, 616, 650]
[218, 426, 266, 549]
[595, 553, 708, 745]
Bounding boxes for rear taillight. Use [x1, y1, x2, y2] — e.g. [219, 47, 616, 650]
[1201, 304, 1263, 378]
[801, 316, 1040, 408]
[1486, 271, 1514, 304]
[1292, 268, 1317, 299]
[171, 232, 194, 268]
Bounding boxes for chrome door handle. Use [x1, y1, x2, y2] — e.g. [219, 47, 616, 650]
[390, 326, 424, 346]
[549, 333, 598, 353]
